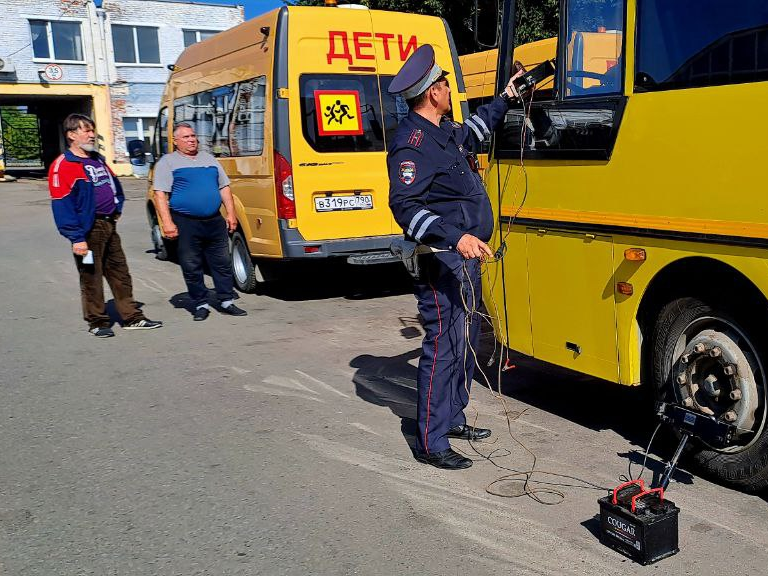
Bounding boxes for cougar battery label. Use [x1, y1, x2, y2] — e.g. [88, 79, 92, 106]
[314, 90, 363, 136]
[604, 512, 642, 550]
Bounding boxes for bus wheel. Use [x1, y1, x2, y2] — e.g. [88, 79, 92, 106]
[652, 297, 768, 492]
[230, 230, 258, 293]
[149, 211, 176, 262]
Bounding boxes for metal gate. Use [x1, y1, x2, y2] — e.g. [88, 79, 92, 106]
[0, 106, 44, 169]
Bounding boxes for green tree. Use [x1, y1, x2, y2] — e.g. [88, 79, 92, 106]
[294, 0, 559, 54]
[0, 107, 42, 165]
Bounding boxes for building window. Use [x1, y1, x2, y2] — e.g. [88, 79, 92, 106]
[112, 25, 160, 64]
[183, 30, 219, 48]
[29, 20, 84, 62]
[123, 117, 156, 154]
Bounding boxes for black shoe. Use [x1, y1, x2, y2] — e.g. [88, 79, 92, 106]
[220, 303, 247, 316]
[414, 448, 472, 470]
[89, 326, 115, 338]
[193, 307, 210, 321]
[447, 424, 492, 440]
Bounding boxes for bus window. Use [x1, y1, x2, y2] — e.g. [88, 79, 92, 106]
[230, 77, 267, 156]
[635, 0, 768, 91]
[172, 77, 266, 158]
[378, 74, 415, 150]
[299, 74, 386, 154]
[565, 1, 624, 97]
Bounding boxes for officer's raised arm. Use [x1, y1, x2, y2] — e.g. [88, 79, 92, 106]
[456, 67, 526, 152]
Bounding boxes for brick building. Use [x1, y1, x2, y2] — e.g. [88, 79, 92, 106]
[0, 0, 243, 177]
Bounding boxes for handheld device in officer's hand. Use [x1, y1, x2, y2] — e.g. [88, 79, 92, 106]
[512, 59, 556, 95]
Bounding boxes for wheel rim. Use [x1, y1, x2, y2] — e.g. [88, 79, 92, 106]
[151, 222, 164, 252]
[671, 315, 766, 452]
[232, 238, 249, 285]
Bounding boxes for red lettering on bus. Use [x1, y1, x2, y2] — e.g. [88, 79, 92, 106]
[353, 32, 375, 60]
[375, 32, 395, 60]
[327, 31, 353, 65]
[398, 34, 418, 60]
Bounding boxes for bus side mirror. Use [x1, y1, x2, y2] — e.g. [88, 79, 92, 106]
[474, 0, 500, 49]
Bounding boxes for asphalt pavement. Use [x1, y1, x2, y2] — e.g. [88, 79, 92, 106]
[1, 177, 767, 575]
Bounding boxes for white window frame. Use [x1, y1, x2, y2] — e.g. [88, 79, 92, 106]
[111, 22, 163, 67]
[182, 29, 223, 47]
[27, 17, 86, 64]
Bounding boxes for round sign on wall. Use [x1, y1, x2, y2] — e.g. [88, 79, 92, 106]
[43, 64, 63, 81]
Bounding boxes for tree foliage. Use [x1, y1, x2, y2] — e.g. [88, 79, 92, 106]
[294, 0, 559, 54]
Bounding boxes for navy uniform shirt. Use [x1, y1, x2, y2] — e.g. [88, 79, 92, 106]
[388, 96, 510, 250]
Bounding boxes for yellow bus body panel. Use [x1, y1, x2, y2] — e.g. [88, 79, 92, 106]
[484, 34, 768, 384]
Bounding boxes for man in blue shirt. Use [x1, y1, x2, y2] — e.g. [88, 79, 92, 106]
[153, 123, 247, 321]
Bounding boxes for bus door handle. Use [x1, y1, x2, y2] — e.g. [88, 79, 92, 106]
[566, 341, 581, 355]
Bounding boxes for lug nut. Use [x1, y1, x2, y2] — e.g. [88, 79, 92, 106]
[676, 373, 687, 385]
[680, 354, 690, 364]
[724, 410, 737, 422]
[683, 397, 694, 407]
[709, 347, 722, 358]
[730, 389, 742, 401]
[694, 343, 706, 353]
[723, 364, 736, 376]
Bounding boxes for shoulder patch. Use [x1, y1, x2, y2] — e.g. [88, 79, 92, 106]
[407, 129, 423, 147]
[398, 160, 416, 185]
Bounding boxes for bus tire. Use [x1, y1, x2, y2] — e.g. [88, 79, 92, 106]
[149, 211, 177, 262]
[652, 297, 768, 492]
[230, 230, 258, 293]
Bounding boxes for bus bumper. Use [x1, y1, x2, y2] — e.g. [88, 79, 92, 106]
[279, 222, 401, 264]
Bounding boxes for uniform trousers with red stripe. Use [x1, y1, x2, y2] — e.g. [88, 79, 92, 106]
[413, 252, 482, 455]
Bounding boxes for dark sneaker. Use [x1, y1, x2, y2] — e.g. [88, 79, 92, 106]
[123, 318, 163, 330]
[221, 304, 247, 316]
[193, 307, 210, 321]
[89, 326, 115, 338]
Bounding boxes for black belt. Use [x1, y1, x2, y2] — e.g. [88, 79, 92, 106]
[170, 210, 221, 221]
[95, 213, 117, 222]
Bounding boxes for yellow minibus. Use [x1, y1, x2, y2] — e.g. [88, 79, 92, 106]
[147, 3, 468, 290]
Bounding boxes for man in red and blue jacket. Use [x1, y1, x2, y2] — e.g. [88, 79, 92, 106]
[49, 113, 162, 338]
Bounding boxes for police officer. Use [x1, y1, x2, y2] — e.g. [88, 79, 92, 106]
[388, 44, 523, 470]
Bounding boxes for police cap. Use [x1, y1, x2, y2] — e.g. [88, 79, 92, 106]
[388, 44, 449, 99]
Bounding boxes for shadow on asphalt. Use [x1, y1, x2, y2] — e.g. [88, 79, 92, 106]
[253, 260, 413, 301]
[152, 255, 413, 302]
[350, 326, 698, 487]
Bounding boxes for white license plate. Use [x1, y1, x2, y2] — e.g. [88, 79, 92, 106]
[314, 195, 373, 212]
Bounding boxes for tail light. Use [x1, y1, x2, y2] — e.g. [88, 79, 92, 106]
[274, 151, 296, 219]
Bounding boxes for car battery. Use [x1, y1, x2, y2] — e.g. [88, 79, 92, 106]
[598, 479, 679, 565]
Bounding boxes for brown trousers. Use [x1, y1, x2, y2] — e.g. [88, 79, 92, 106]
[74, 219, 145, 329]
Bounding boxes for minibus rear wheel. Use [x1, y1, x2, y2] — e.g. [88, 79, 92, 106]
[652, 297, 768, 492]
[149, 210, 176, 262]
[230, 230, 258, 293]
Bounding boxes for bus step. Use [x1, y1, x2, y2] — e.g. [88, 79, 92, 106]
[347, 251, 401, 266]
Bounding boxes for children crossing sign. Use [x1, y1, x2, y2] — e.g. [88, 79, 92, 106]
[314, 90, 363, 136]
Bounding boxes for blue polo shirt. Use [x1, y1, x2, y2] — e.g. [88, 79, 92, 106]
[153, 151, 230, 217]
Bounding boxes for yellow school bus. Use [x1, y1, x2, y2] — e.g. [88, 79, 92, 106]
[147, 4, 468, 289]
[483, 0, 768, 491]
